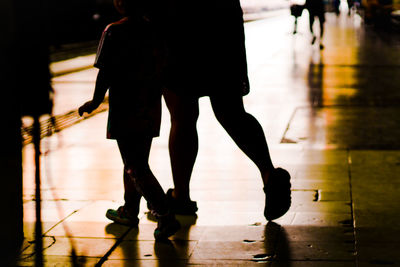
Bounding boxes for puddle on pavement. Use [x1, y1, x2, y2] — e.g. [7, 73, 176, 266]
[313, 189, 321, 201]
[339, 219, 353, 226]
[251, 253, 275, 262]
[369, 259, 395, 265]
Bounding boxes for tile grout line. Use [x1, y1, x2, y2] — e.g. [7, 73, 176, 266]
[346, 149, 358, 267]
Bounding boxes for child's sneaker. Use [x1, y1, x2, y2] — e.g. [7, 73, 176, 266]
[264, 168, 291, 221]
[154, 213, 181, 241]
[106, 206, 139, 226]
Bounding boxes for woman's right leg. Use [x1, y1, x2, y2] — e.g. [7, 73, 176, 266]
[163, 89, 200, 202]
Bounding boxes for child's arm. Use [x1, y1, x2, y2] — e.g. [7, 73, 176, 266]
[78, 69, 109, 116]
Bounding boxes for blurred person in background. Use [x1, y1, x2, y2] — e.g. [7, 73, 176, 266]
[305, 0, 326, 49]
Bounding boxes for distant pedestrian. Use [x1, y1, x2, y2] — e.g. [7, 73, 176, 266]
[290, 0, 306, 34]
[305, 0, 325, 49]
[78, 0, 180, 240]
[347, 0, 354, 15]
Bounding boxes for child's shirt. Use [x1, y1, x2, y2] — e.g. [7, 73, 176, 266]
[95, 16, 164, 139]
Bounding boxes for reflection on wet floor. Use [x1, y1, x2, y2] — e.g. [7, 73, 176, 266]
[18, 10, 400, 267]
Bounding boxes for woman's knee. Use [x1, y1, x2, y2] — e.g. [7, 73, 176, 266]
[210, 95, 246, 124]
[164, 90, 199, 127]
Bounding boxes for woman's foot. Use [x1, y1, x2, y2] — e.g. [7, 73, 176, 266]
[147, 189, 198, 216]
[167, 189, 198, 215]
[264, 168, 291, 221]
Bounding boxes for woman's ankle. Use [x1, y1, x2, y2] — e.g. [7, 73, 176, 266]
[261, 167, 274, 186]
[171, 188, 191, 201]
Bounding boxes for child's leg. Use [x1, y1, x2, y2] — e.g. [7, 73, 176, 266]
[117, 137, 169, 217]
[117, 136, 180, 239]
[123, 168, 142, 217]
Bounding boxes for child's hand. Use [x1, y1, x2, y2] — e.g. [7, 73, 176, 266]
[78, 101, 96, 116]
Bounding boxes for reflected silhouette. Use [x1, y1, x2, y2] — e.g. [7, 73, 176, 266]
[175, 215, 198, 228]
[261, 222, 292, 266]
[154, 240, 186, 267]
[147, 210, 196, 266]
[104, 223, 139, 267]
[307, 52, 324, 108]
[147, 211, 196, 266]
[146, 211, 198, 228]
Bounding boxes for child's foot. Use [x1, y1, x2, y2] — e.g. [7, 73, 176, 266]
[264, 168, 291, 221]
[154, 213, 181, 241]
[106, 206, 139, 226]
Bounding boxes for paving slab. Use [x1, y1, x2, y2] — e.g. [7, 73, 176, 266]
[17, 9, 400, 267]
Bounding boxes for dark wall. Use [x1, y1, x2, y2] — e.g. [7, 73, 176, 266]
[0, 0, 23, 264]
[48, 0, 119, 45]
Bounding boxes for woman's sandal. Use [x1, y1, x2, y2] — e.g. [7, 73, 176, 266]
[264, 168, 292, 221]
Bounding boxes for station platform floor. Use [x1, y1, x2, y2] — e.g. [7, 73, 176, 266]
[18, 9, 400, 266]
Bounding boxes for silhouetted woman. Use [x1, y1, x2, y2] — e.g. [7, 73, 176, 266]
[161, 0, 292, 221]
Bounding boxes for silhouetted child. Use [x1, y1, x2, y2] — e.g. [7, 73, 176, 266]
[78, 0, 180, 240]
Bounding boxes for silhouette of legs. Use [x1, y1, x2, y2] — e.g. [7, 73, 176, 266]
[117, 137, 169, 216]
[309, 15, 317, 44]
[163, 89, 199, 202]
[115, 137, 181, 239]
[309, 13, 324, 48]
[210, 95, 274, 185]
[122, 169, 142, 217]
[164, 90, 275, 202]
[319, 16, 324, 39]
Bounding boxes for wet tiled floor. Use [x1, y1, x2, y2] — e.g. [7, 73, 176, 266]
[18, 9, 400, 267]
